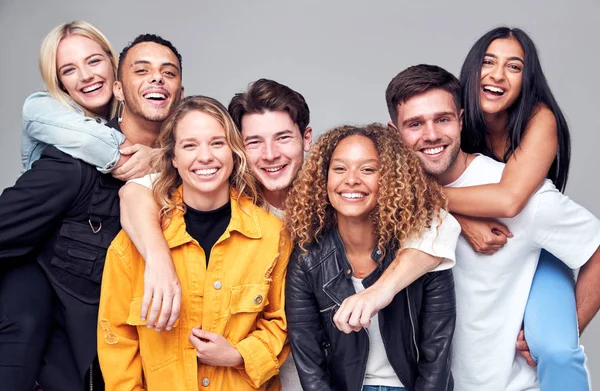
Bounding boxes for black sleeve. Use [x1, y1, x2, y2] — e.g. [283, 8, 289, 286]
[285, 248, 334, 391]
[415, 269, 456, 391]
[0, 147, 83, 258]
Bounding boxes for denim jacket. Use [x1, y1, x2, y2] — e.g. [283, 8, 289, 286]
[21, 91, 125, 173]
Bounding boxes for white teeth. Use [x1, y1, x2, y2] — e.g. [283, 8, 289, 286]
[423, 146, 444, 155]
[483, 85, 505, 94]
[341, 192, 365, 199]
[194, 168, 218, 176]
[144, 92, 166, 99]
[264, 166, 284, 172]
[82, 83, 102, 93]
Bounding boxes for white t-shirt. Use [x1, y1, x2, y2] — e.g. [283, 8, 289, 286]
[351, 276, 405, 388]
[448, 155, 600, 391]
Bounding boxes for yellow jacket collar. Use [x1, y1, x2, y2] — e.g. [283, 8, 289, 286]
[162, 187, 262, 249]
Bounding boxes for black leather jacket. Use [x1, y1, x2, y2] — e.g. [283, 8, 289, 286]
[285, 229, 455, 391]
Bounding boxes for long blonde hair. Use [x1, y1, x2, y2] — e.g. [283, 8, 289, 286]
[285, 123, 447, 256]
[153, 95, 265, 227]
[39, 20, 118, 119]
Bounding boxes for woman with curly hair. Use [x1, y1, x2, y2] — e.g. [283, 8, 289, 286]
[285, 123, 458, 391]
[98, 96, 292, 390]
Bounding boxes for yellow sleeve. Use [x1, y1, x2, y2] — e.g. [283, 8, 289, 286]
[234, 233, 293, 387]
[98, 239, 145, 390]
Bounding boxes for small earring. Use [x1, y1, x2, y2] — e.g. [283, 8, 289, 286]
[117, 100, 125, 123]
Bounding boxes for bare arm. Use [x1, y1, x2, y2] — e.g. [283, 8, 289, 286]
[333, 212, 461, 333]
[333, 249, 442, 333]
[119, 181, 181, 331]
[576, 246, 600, 333]
[446, 106, 558, 218]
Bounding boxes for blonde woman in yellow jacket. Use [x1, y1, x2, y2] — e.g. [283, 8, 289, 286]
[98, 95, 292, 391]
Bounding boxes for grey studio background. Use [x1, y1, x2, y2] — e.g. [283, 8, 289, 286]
[1, 0, 599, 382]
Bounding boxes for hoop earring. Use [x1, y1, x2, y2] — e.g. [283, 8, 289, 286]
[117, 100, 125, 123]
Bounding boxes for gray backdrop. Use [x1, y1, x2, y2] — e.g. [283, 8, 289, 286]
[1, 0, 599, 381]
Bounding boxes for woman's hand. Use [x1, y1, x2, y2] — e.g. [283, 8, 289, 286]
[112, 144, 157, 181]
[189, 327, 244, 367]
[455, 214, 513, 255]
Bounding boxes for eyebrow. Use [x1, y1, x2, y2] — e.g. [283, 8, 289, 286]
[243, 129, 294, 142]
[131, 60, 180, 71]
[179, 135, 226, 143]
[331, 158, 379, 164]
[402, 111, 456, 126]
[58, 53, 104, 72]
[484, 53, 524, 64]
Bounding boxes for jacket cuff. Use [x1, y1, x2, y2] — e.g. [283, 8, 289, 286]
[235, 335, 280, 387]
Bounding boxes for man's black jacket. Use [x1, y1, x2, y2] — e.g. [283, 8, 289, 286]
[285, 229, 456, 391]
[0, 140, 122, 378]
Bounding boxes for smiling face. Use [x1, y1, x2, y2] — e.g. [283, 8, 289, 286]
[172, 110, 233, 211]
[327, 135, 380, 221]
[56, 34, 114, 117]
[241, 110, 312, 197]
[115, 42, 183, 123]
[480, 38, 525, 115]
[395, 88, 463, 184]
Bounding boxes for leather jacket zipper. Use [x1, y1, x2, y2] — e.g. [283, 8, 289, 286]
[406, 288, 420, 362]
[357, 329, 369, 391]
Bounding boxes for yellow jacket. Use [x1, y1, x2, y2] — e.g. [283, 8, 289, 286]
[98, 189, 292, 390]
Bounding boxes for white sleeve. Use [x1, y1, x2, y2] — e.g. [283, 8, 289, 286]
[402, 209, 460, 271]
[531, 181, 600, 269]
[126, 172, 160, 190]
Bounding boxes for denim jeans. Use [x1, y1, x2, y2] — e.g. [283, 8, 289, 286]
[362, 386, 406, 391]
[524, 249, 590, 390]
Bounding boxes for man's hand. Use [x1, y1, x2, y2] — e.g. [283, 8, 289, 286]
[333, 284, 395, 334]
[456, 215, 513, 255]
[516, 329, 536, 367]
[189, 327, 244, 367]
[142, 253, 182, 332]
[112, 144, 156, 181]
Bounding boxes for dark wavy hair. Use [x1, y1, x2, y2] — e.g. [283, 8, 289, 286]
[118, 34, 183, 80]
[460, 26, 570, 191]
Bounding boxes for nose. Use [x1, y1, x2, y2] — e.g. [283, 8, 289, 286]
[78, 67, 94, 82]
[422, 121, 442, 143]
[344, 169, 362, 186]
[150, 68, 164, 85]
[262, 141, 281, 161]
[489, 63, 505, 82]
[196, 144, 214, 163]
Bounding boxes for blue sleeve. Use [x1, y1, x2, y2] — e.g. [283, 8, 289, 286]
[22, 92, 125, 173]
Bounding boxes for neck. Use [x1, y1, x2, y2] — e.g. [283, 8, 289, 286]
[436, 150, 474, 186]
[264, 188, 288, 210]
[484, 110, 509, 135]
[182, 185, 230, 212]
[120, 108, 162, 147]
[337, 214, 376, 258]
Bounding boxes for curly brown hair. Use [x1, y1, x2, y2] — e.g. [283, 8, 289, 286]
[285, 123, 447, 256]
[152, 95, 265, 227]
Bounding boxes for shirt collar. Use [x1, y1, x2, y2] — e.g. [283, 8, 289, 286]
[162, 186, 263, 249]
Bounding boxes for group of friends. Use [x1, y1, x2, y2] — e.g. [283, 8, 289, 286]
[0, 19, 599, 391]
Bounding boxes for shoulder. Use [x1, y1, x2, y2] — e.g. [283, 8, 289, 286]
[23, 91, 80, 117]
[526, 104, 557, 134]
[290, 231, 338, 270]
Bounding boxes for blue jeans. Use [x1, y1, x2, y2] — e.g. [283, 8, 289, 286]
[362, 386, 406, 391]
[525, 250, 590, 390]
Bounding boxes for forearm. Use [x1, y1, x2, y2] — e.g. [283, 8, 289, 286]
[576, 246, 600, 333]
[445, 184, 523, 218]
[371, 249, 442, 297]
[119, 183, 168, 263]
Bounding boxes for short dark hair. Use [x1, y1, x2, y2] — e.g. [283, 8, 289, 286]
[117, 34, 182, 80]
[386, 64, 461, 125]
[228, 78, 310, 135]
[460, 27, 570, 191]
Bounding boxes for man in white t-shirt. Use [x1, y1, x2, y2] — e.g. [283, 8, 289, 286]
[380, 64, 600, 390]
